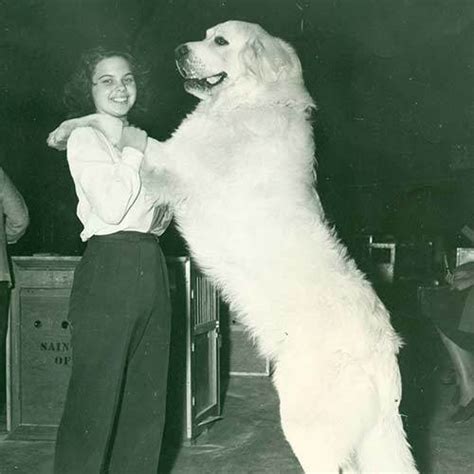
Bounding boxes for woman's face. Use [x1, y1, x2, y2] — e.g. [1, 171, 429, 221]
[91, 56, 137, 121]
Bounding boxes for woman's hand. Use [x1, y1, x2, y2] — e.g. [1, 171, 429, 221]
[119, 126, 148, 154]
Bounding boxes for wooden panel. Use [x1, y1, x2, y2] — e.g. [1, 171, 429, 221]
[188, 269, 221, 441]
[18, 288, 72, 427]
[7, 257, 79, 440]
[193, 332, 218, 417]
[7, 256, 221, 443]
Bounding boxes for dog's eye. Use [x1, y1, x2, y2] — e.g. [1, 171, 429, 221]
[214, 36, 229, 46]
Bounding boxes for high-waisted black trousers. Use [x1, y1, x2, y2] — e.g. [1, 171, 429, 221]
[54, 232, 171, 474]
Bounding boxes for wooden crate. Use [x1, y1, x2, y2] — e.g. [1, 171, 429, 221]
[7, 256, 221, 442]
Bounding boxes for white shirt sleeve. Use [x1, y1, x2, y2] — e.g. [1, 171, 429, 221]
[67, 127, 144, 225]
[1, 170, 29, 244]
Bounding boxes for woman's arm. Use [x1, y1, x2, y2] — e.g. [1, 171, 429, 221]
[68, 127, 144, 224]
[48, 114, 123, 151]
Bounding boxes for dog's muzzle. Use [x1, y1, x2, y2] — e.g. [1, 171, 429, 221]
[174, 44, 228, 94]
[175, 44, 191, 78]
[175, 44, 189, 62]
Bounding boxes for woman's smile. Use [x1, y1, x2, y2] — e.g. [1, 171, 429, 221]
[92, 56, 137, 120]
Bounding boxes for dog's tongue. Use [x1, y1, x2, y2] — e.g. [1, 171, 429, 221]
[185, 72, 227, 90]
[206, 74, 224, 85]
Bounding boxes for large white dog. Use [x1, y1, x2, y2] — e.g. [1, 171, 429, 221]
[49, 21, 417, 474]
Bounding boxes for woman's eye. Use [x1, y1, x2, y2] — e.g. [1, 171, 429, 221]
[214, 36, 229, 46]
[101, 78, 113, 85]
[123, 76, 135, 85]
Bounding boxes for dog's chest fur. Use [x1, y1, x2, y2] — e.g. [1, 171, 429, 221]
[156, 99, 398, 359]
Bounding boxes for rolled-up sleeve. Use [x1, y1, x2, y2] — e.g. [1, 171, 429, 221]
[67, 127, 144, 224]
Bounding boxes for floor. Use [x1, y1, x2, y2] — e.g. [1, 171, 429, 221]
[0, 372, 473, 474]
[0, 314, 473, 473]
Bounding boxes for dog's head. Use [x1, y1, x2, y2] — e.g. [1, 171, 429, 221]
[175, 21, 303, 100]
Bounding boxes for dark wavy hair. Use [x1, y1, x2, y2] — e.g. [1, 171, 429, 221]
[63, 46, 149, 119]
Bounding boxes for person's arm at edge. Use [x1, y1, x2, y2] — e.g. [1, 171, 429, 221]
[2, 171, 29, 244]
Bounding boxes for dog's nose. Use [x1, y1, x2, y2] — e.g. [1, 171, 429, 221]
[175, 44, 189, 61]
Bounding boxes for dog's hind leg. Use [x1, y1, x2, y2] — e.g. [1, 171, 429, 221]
[278, 393, 363, 473]
[279, 414, 343, 473]
[356, 414, 418, 473]
[275, 357, 381, 473]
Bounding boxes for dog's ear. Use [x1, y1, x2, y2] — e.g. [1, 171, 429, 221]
[240, 34, 303, 83]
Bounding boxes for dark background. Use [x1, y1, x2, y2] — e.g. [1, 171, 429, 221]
[1, 0, 474, 257]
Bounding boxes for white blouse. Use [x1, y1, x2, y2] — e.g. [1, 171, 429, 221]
[67, 126, 171, 241]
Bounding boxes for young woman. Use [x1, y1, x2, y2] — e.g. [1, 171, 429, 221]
[53, 47, 173, 474]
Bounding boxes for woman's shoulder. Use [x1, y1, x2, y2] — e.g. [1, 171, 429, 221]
[66, 126, 117, 165]
[69, 125, 102, 142]
[68, 126, 114, 151]
[69, 115, 123, 145]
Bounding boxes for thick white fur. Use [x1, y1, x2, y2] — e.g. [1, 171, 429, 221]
[143, 21, 418, 473]
[52, 21, 418, 473]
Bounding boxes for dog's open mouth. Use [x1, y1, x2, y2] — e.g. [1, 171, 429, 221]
[183, 72, 228, 91]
